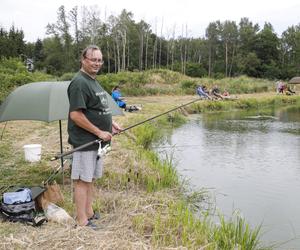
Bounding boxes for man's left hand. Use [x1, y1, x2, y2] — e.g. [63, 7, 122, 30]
[112, 121, 123, 135]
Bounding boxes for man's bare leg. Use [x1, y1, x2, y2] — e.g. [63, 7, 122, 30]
[74, 180, 89, 226]
[86, 181, 95, 219]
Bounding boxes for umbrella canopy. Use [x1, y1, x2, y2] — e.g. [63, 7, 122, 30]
[0, 81, 123, 122]
[289, 77, 300, 84]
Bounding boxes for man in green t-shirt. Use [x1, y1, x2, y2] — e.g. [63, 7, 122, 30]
[68, 45, 122, 229]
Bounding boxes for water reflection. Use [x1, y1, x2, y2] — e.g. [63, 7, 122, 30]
[276, 106, 300, 122]
[155, 105, 300, 249]
[199, 106, 300, 136]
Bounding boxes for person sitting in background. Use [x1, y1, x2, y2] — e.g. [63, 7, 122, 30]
[222, 89, 238, 100]
[223, 89, 230, 96]
[112, 86, 141, 112]
[112, 86, 126, 109]
[211, 85, 223, 99]
[286, 85, 296, 95]
[196, 85, 211, 99]
[276, 81, 286, 94]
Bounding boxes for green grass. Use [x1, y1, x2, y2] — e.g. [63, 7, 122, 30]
[133, 123, 162, 149]
[185, 95, 300, 114]
[212, 213, 265, 249]
[138, 149, 179, 192]
[2, 93, 295, 249]
[132, 201, 269, 249]
[93, 69, 276, 97]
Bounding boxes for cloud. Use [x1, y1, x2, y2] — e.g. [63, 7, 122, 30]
[0, 0, 299, 42]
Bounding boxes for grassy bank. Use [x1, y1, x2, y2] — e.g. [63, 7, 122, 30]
[117, 107, 272, 249]
[1, 93, 299, 249]
[97, 69, 276, 96]
[188, 95, 300, 113]
[59, 69, 276, 96]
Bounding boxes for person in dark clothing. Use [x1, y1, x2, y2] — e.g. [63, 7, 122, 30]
[286, 85, 296, 95]
[68, 45, 122, 229]
[211, 85, 223, 99]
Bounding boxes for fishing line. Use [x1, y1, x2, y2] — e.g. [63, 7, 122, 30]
[154, 144, 204, 149]
[52, 97, 202, 160]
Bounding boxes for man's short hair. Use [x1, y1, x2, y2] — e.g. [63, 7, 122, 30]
[81, 45, 101, 59]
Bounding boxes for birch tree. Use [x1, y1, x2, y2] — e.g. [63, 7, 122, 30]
[220, 21, 238, 77]
[205, 22, 219, 77]
[46, 5, 73, 71]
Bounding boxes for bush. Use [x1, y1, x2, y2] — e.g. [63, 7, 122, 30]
[0, 58, 54, 102]
[148, 69, 184, 84]
[185, 62, 207, 77]
[181, 80, 197, 90]
[59, 72, 75, 81]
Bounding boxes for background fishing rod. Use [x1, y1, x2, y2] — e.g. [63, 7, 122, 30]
[52, 97, 202, 160]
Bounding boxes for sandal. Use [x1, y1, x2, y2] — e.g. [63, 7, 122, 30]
[89, 211, 100, 221]
[85, 220, 99, 230]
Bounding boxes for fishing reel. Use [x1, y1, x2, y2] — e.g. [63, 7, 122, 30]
[97, 141, 112, 158]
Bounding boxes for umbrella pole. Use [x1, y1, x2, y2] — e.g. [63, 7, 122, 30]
[1, 122, 8, 140]
[59, 120, 64, 188]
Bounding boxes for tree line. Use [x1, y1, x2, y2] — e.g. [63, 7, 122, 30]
[1, 5, 300, 79]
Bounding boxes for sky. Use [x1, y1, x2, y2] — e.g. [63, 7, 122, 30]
[1, 0, 300, 42]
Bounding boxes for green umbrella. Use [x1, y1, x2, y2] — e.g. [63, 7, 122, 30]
[0, 81, 123, 121]
[0, 81, 123, 183]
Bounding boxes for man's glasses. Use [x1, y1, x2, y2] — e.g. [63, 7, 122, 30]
[85, 57, 104, 65]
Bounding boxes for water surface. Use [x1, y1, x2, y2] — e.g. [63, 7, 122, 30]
[156, 106, 300, 249]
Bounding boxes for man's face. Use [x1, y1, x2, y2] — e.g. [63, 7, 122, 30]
[82, 49, 103, 76]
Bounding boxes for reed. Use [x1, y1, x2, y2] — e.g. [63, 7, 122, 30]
[139, 149, 179, 192]
[133, 123, 162, 149]
[132, 200, 269, 249]
[212, 213, 268, 250]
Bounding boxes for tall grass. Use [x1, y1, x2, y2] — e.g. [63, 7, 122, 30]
[96, 115, 185, 192]
[212, 213, 265, 250]
[186, 95, 300, 114]
[96, 70, 275, 97]
[195, 75, 274, 94]
[133, 201, 268, 249]
[133, 123, 161, 149]
[130, 117, 186, 191]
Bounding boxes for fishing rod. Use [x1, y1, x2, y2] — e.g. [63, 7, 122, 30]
[52, 97, 202, 160]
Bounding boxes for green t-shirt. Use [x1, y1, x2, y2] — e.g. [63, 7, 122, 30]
[67, 71, 112, 151]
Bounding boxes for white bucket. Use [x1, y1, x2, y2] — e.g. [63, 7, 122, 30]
[23, 144, 42, 162]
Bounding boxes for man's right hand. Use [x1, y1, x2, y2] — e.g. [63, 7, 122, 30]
[97, 130, 112, 141]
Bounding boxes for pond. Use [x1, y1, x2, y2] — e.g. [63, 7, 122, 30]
[155, 105, 300, 249]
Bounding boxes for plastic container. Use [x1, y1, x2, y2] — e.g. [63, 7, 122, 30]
[23, 144, 42, 162]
